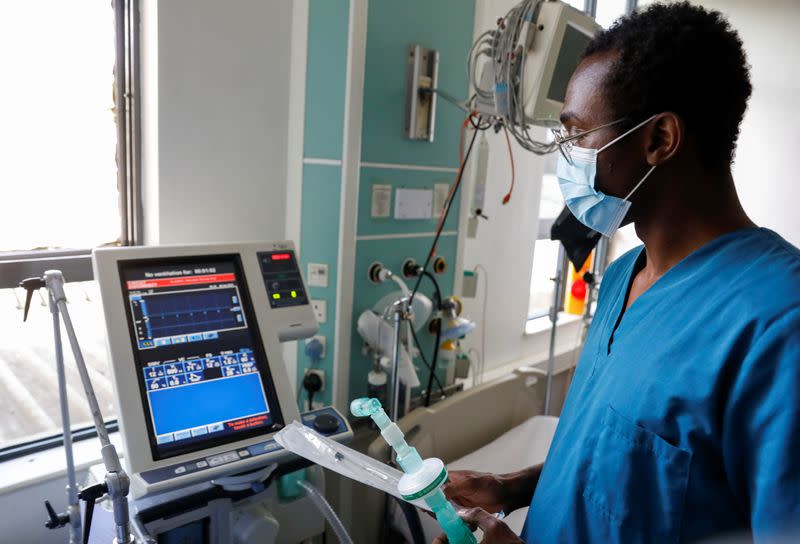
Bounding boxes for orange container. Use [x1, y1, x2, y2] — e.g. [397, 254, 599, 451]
[565, 254, 592, 315]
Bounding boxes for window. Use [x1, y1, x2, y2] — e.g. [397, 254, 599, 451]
[563, 0, 586, 11]
[594, 0, 631, 28]
[0, 1, 140, 454]
[527, 0, 636, 326]
[528, 147, 565, 320]
[0, 282, 115, 451]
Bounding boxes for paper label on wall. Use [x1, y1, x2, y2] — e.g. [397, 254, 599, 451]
[432, 183, 450, 218]
[371, 184, 392, 218]
[394, 188, 433, 220]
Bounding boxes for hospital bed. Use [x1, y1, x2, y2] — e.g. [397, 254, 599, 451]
[367, 365, 571, 542]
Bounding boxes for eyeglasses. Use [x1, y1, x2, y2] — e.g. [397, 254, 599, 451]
[551, 118, 626, 165]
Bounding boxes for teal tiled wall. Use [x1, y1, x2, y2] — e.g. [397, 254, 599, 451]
[348, 0, 475, 406]
[349, 235, 458, 401]
[357, 167, 460, 237]
[297, 165, 341, 408]
[361, 0, 475, 167]
[303, 0, 350, 160]
[298, 0, 476, 408]
[297, 0, 349, 409]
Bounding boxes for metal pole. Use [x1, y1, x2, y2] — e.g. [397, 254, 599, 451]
[544, 245, 567, 416]
[50, 297, 81, 544]
[390, 306, 403, 422]
[55, 298, 110, 446]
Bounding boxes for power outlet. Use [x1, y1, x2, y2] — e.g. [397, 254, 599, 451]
[304, 368, 325, 393]
[307, 263, 329, 288]
[306, 335, 327, 358]
[311, 299, 327, 324]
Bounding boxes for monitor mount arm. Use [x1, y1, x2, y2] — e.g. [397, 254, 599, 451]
[21, 270, 134, 544]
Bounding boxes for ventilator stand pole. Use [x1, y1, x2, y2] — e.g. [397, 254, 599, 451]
[382, 297, 412, 542]
[389, 298, 410, 423]
[51, 288, 83, 543]
[41, 271, 133, 544]
[544, 246, 568, 416]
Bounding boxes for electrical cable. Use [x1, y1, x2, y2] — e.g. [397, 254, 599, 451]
[428, 112, 474, 260]
[501, 124, 516, 204]
[400, 268, 446, 403]
[425, 321, 443, 408]
[409, 325, 445, 398]
[469, 112, 493, 131]
[409, 122, 480, 307]
[420, 270, 444, 407]
[469, 0, 560, 155]
[457, 113, 474, 178]
[421, 270, 443, 308]
[410, 122, 480, 403]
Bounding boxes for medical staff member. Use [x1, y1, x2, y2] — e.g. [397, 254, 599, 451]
[434, 3, 800, 543]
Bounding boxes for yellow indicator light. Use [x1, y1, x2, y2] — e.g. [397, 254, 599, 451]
[272, 293, 281, 299]
[291, 291, 297, 298]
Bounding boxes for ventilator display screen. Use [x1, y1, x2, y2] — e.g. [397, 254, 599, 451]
[119, 255, 284, 460]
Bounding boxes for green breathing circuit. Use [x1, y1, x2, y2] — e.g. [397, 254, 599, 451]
[350, 397, 477, 544]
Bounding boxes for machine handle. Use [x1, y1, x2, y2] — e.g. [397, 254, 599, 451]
[43, 500, 70, 530]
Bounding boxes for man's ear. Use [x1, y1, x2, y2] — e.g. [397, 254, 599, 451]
[646, 112, 683, 166]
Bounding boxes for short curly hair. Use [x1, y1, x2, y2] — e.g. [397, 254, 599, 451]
[583, 2, 752, 169]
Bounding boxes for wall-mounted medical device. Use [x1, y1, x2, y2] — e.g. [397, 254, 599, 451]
[93, 241, 347, 498]
[517, 1, 600, 125]
[472, 1, 600, 126]
[404, 44, 440, 141]
[465, 1, 602, 153]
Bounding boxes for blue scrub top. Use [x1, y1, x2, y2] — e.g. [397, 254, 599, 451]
[522, 228, 800, 543]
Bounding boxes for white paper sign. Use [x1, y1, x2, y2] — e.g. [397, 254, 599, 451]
[394, 188, 433, 220]
[371, 184, 392, 218]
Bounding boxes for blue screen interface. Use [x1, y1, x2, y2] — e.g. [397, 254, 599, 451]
[120, 256, 283, 460]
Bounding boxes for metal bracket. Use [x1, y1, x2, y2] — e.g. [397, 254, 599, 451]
[404, 44, 439, 142]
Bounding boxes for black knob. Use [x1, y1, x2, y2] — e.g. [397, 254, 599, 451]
[312, 414, 340, 435]
[43, 500, 69, 530]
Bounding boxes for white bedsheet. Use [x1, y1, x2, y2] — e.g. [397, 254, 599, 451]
[395, 415, 559, 542]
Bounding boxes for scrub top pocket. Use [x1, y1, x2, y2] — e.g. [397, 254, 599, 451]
[582, 405, 692, 543]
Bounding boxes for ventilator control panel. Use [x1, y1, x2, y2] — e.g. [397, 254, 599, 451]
[258, 250, 309, 309]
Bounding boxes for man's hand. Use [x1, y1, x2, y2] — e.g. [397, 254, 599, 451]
[431, 507, 523, 544]
[442, 465, 543, 514]
[441, 471, 508, 513]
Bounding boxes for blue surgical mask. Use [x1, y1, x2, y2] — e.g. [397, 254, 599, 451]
[556, 115, 658, 238]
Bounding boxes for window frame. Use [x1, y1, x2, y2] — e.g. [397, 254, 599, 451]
[0, 0, 141, 460]
[584, 0, 638, 17]
[0, 0, 142, 289]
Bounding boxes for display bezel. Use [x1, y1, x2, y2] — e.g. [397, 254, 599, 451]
[117, 253, 285, 461]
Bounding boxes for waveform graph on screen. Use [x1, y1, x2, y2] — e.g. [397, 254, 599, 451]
[129, 285, 247, 349]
